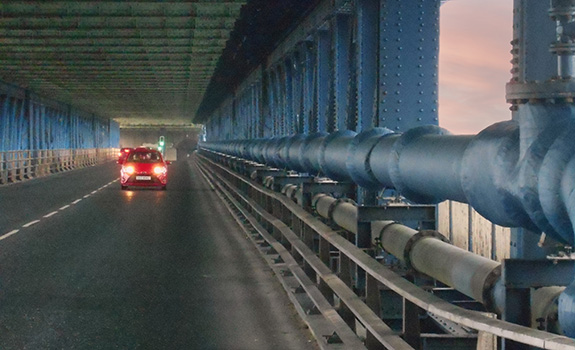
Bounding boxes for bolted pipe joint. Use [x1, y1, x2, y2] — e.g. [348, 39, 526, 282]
[318, 130, 357, 181]
[347, 127, 395, 189]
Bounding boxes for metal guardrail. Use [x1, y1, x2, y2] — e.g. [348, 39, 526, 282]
[195, 152, 575, 350]
[0, 148, 118, 185]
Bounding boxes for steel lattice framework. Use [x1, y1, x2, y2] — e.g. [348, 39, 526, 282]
[0, 0, 245, 125]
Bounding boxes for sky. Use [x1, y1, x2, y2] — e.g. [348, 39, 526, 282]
[438, 0, 514, 134]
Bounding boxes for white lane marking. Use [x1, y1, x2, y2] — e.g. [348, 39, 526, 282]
[0, 230, 19, 241]
[0, 178, 116, 243]
[22, 220, 40, 228]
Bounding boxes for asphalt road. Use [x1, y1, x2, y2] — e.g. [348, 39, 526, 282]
[0, 159, 316, 349]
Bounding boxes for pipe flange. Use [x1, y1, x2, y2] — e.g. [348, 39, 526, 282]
[327, 198, 357, 221]
[403, 230, 450, 270]
[481, 265, 502, 312]
[375, 221, 401, 249]
[347, 127, 394, 190]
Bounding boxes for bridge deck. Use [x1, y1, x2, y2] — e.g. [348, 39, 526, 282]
[0, 161, 316, 349]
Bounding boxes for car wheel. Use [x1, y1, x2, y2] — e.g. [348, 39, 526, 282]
[121, 185, 128, 190]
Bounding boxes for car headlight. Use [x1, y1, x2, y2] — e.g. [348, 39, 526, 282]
[123, 166, 135, 175]
[153, 166, 166, 175]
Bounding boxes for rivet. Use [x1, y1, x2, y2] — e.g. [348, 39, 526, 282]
[396, 109, 400, 112]
[418, 117, 422, 120]
[395, 126, 400, 130]
[398, 117, 402, 121]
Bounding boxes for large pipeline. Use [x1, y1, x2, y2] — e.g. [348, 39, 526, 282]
[200, 120, 575, 246]
[199, 119, 575, 336]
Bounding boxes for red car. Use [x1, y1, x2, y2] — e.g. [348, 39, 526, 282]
[117, 147, 133, 164]
[120, 147, 170, 190]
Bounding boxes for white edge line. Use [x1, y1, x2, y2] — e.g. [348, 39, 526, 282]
[0, 230, 19, 241]
[60, 205, 70, 210]
[83, 194, 90, 198]
[22, 220, 40, 228]
[91, 190, 97, 194]
[72, 199, 82, 204]
[43, 211, 58, 218]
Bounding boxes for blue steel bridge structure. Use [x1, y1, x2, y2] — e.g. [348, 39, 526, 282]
[2, 1, 575, 349]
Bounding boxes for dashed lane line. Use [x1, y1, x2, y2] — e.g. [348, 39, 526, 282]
[0, 230, 19, 241]
[1, 178, 120, 243]
[22, 220, 40, 228]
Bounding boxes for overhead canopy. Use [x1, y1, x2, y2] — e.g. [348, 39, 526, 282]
[0, 0, 246, 126]
[195, 0, 321, 122]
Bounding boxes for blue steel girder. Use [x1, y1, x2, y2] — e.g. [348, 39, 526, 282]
[316, 27, 331, 133]
[379, 0, 440, 131]
[284, 58, 295, 135]
[356, 0, 379, 132]
[290, 51, 304, 134]
[334, 12, 352, 132]
[302, 41, 315, 135]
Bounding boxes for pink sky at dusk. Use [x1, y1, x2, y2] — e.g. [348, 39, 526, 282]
[438, 0, 514, 134]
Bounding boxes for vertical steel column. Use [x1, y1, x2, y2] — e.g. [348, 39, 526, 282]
[303, 42, 314, 134]
[0, 95, 10, 151]
[379, 0, 440, 131]
[356, 0, 379, 132]
[262, 72, 274, 138]
[316, 28, 331, 133]
[291, 52, 303, 134]
[334, 11, 352, 132]
[284, 58, 295, 135]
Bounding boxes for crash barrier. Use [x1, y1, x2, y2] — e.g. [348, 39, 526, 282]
[195, 151, 575, 350]
[0, 148, 118, 185]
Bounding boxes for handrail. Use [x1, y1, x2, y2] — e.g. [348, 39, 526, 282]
[0, 148, 118, 185]
[197, 151, 575, 350]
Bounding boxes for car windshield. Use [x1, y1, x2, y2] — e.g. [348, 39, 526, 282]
[127, 151, 162, 163]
